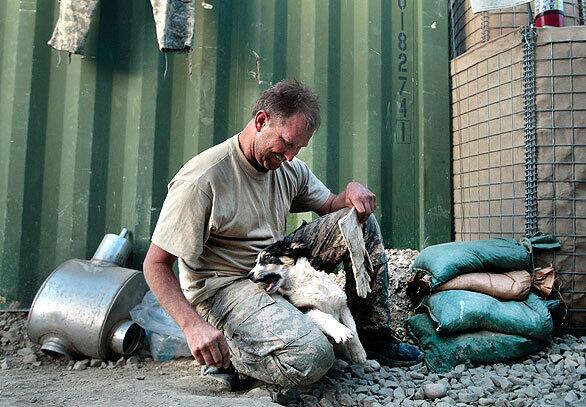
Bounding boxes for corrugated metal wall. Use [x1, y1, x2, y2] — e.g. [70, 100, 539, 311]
[0, 0, 451, 308]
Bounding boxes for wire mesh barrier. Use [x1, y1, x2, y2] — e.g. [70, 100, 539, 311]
[451, 27, 586, 335]
[452, 29, 527, 240]
[449, 0, 583, 59]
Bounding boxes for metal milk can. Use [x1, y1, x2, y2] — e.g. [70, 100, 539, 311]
[27, 229, 149, 360]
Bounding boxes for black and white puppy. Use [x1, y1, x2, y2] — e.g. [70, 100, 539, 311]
[248, 240, 367, 365]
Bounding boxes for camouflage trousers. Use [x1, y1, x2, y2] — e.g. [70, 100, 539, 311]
[195, 208, 392, 387]
[48, 0, 194, 55]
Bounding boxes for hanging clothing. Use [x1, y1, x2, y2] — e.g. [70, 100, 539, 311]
[48, 0, 195, 55]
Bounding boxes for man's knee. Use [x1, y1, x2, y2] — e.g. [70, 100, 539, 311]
[274, 328, 335, 387]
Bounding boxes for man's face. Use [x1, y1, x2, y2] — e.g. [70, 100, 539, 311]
[253, 111, 312, 171]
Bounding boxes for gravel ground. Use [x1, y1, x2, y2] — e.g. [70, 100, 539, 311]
[1, 250, 585, 406]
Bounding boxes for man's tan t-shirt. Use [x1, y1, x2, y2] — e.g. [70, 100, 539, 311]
[152, 135, 331, 304]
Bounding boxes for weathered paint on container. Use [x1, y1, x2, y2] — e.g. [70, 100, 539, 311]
[0, 0, 451, 308]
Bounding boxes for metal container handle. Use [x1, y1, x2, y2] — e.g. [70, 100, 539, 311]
[91, 228, 132, 266]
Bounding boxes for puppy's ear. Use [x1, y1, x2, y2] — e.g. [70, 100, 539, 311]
[279, 256, 295, 266]
[288, 242, 312, 259]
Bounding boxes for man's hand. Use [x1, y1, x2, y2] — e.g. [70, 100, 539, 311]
[143, 243, 231, 369]
[315, 181, 377, 222]
[343, 182, 376, 223]
[185, 321, 231, 368]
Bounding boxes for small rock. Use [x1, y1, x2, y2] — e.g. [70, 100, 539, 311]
[510, 397, 525, 407]
[115, 357, 125, 367]
[338, 393, 353, 406]
[30, 397, 38, 403]
[524, 385, 539, 398]
[100, 362, 107, 369]
[479, 398, 496, 406]
[565, 358, 579, 369]
[1, 358, 11, 370]
[22, 353, 38, 364]
[469, 385, 486, 397]
[454, 364, 466, 374]
[563, 390, 578, 405]
[393, 387, 406, 399]
[549, 354, 563, 363]
[422, 383, 448, 400]
[136, 374, 146, 380]
[89, 358, 102, 368]
[351, 365, 366, 378]
[16, 347, 35, 357]
[458, 392, 479, 403]
[319, 398, 335, 407]
[362, 397, 381, 407]
[413, 388, 425, 400]
[364, 359, 381, 372]
[410, 372, 425, 380]
[126, 356, 140, 367]
[355, 385, 369, 394]
[246, 387, 271, 399]
[378, 367, 393, 379]
[490, 376, 513, 391]
[72, 360, 89, 371]
[510, 377, 528, 386]
[494, 398, 508, 407]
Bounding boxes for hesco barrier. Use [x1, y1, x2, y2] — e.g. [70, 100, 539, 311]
[449, 0, 584, 59]
[451, 26, 586, 334]
[0, 1, 451, 308]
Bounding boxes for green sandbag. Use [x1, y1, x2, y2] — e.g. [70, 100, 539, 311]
[412, 238, 530, 288]
[424, 291, 555, 341]
[406, 313, 546, 373]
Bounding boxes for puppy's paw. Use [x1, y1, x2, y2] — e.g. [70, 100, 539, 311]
[331, 325, 354, 344]
[354, 269, 372, 298]
[348, 340, 368, 365]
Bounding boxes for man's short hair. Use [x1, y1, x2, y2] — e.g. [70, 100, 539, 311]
[252, 79, 321, 133]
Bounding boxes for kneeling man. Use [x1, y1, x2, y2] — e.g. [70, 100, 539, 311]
[143, 80, 423, 387]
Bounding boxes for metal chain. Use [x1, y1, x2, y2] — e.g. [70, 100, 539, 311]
[522, 25, 538, 237]
[481, 11, 490, 42]
[449, 0, 456, 59]
[579, 0, 586, 25]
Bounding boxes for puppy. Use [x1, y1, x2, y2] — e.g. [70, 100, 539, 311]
[248, 240, 367, 365]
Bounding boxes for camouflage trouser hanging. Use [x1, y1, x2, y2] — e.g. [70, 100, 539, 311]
[287, 207, 392, 331]
[48, 0, 195, 55]
[195, 208, 392, 387]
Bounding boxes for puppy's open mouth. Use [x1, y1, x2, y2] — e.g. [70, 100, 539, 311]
[254, 273, 282, 293]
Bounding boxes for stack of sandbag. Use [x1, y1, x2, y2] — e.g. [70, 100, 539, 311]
[406, 238, 560, 373]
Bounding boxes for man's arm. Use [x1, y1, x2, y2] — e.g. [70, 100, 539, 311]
[143, 243, 230, 368]
[315, 181, 376, 222]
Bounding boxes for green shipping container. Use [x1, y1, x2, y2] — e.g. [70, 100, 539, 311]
[0, 0, 451, 309]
